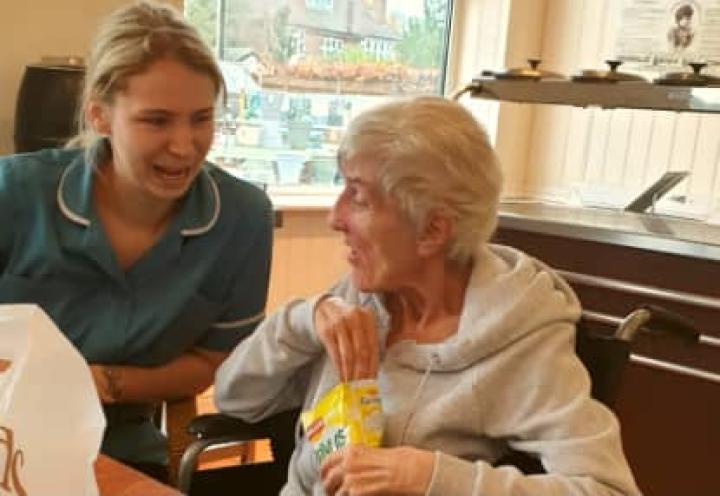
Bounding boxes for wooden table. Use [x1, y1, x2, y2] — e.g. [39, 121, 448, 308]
[95, 455, 181, 496]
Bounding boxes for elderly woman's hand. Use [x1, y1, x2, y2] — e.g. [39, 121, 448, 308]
[320, 445, 434, 496]
[314, 296, 379, 381]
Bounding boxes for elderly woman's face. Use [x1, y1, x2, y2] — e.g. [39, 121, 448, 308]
[329, 155, 422, 292]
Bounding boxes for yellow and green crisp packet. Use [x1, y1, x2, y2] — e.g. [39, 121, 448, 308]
[301, 379, 383, 464]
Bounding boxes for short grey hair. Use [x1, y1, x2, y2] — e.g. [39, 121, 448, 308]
[338, 96, 503, 264]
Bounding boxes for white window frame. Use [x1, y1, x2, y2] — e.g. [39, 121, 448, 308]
[320, 36, 344, 55]
[306, 0, 333, 12]
[291, 29, 306, 56]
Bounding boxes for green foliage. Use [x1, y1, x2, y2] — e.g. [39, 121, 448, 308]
[268, 5, 293, 63]
[222, 0, 253, 57]
[395, 0, 448, 69]
[325, 46, 377, 63]
[185, 0, 218, 49]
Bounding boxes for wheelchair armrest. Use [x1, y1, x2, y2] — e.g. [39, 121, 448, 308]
[187, 409, 300, 442]
[178, 409, 300, 494]
[642, 304, 700, 343]
[616, 304, 699, 342]
[188, 413, 269, 441]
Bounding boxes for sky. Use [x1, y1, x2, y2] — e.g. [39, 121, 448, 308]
[387, 0, 426, 18]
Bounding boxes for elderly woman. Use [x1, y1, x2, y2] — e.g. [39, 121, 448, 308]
[214, 96, 640, 495]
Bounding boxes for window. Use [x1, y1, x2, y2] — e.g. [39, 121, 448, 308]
[291, 29, 306, 57]
[361, 37, 394, 60]
[320, 37, 344, 56]
[306, 0, 333, 12]
[185, 0, 452, 191]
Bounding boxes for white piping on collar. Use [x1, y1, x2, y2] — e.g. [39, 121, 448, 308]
[57, 166, 91, 227]
[181, 169, 221, 237]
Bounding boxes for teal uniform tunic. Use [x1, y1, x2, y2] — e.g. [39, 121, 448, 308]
[0, 142, 273, 464]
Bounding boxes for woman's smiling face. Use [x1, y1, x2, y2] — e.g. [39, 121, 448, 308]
[329, 154, 423, 292]
[92, 57, 216, 202]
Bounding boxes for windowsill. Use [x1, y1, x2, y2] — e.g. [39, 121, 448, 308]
[215, 163, 341, 210]
[267, 184, 341, 210]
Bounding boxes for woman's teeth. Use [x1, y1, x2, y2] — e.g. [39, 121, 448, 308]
[153, 165, 187, 180]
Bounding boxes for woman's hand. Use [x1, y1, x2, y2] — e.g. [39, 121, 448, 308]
[314, 296, 379, 381]
[87, 348, 226, 404]
[89, 364, 117, 404]
[320, 445, 435, 496]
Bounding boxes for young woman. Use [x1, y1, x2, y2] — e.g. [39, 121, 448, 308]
[0, 1, 273, 480]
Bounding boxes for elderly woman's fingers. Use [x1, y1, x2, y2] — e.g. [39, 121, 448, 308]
[353, 308, 378, 379]
[314, 296, 344, 341]
[335, 319, 354, 382]
[315, 297, 348, 380]
[325, 319, 351, 382]
[341, 305, 377, 380]
[323, 446, 435, 495]
[348, 308, 368, 379]
[314, 296, 380, 381]
[365, 309, 380, 378]
[320, 450, 346, 495]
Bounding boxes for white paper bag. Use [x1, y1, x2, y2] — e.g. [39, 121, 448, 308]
[0, 304, 106, 496]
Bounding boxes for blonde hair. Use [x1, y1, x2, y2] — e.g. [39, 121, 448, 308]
[68, 0, 225, 148]
[338, 96, 503, 264]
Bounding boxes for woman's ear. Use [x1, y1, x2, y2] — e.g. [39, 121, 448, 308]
[417, 209, 453, 258]
[87, 100, 112, 136]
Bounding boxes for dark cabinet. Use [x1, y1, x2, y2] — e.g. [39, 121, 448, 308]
[494, 220, 720, 496]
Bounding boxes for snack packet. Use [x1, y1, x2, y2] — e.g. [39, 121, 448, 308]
[301, 379, 383, 464]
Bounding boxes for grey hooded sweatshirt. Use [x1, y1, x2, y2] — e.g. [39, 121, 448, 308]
[214, 244, 641, 496]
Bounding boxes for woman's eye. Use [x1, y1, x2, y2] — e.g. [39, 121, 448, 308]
[341, 185, 369, 208]
[193, 114, 213, 124]
[140, 117, 167, 127]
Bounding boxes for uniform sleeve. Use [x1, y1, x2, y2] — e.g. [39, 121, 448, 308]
[426, 322, 641, 496]
[197, 195, 274, 351]
[0, 159, 17, 272]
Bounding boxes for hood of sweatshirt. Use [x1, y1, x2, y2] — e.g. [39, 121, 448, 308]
[358, 244, 582, 373]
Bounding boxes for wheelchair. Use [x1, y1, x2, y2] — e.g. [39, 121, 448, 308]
[176, 304, 698, 495]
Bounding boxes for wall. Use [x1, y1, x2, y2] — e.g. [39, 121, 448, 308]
[266, 210, 347, 312]
[494, 0, 548, 197]
[445, 0, 720, 222]
[515, 0, 720, 221]
[0, 0, 182, 155]
[447, 0, 549, 197]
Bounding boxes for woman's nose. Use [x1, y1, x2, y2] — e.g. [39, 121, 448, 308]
[328, 198, 346, 232]
[168, 124, 194, 157]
